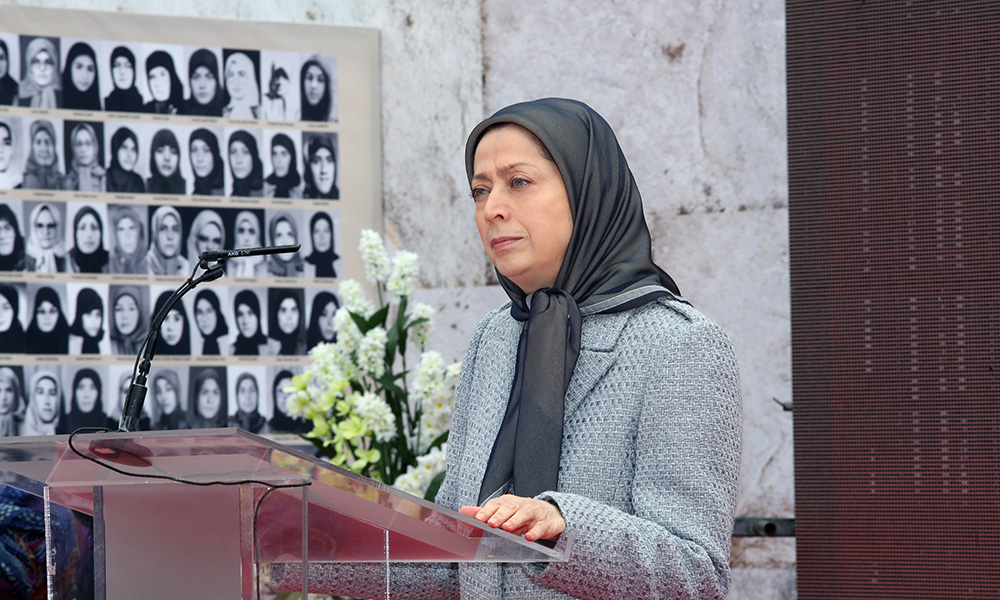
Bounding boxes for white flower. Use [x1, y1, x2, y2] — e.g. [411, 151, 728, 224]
[411, 351, 445, 403]
[357, 327, 388, 379]
[359, 230, 391, 284]
[392, 444, 447, 496]
[386, 251, 419, 302]
[353, 392, 397, 443]
[338, 280, 376, 318]
[410, 303, 435, 349]
[333, 307, 363, 353]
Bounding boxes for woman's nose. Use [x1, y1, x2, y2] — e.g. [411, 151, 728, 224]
[483, 189, 510, 222]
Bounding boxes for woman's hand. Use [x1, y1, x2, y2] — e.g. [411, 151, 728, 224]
[460, 494, 565, 542]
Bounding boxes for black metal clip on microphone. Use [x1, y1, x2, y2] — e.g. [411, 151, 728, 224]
[117, 244, 300, 432]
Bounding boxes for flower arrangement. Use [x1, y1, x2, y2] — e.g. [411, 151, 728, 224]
[286, 230, 459, 500]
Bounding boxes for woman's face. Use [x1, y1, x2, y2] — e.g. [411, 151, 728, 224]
[0, 295, 13, 332]
[0, 378, 16, 415]
[74, 376, 99, 412]
[225, 58, 251, 101]
[273, 219, 295, 247]
[236, 377, 257, 413]
[30, 49, 55, 87]
[236, 302, 258, 338]
[81, 308, 102, 338]
[190, 65, 217, 106]
[112, 55, 134, 89]
[318, 301, 336, 342]
[148, 66, 171, 102]
[0, 46, 7, 79]
[195, 222, 223, 254]
[32, 129, 55, 167]
[274, 75, 289, 96]
[34, 207, 58, 249]
[153, 145, 179, 177]
[0, 126, 13, 172]
[72, 128, 96, 166]
[274, 376, 292, 414]
[0, 217, 15, 256]
[197, 377, 221, 418]
[32, 377, 58, 422]
[160, 308, 184, 346]
[75, 212, 101, 254]
[303, 64, 326, 107]
[472, 125, 573, 294]
[153, 377, 178, 413]
[309, 147, 335, 194]
[113, 294, 139, 335]
[117, 136, 138, 172]
[311, 217, 332, 253]
[229, 140, 252, 180]
[70, 54, 96, 92]
[235, 217, 258, 248]
[189, 138, 214, 178]
[116, 216, 139, 254]
[194, 297, 218, 336]
[271, 144, 291, 178]
[277, 297, 299, 335]
[155, 213, 180, 257]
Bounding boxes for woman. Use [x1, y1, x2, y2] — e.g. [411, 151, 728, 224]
[187, 367, 227, 429]
[230, 372, 267, 433]
[25, 286, 69, 354]
[282, 99, 743, 599]
[0, 367, 23, 436]
[302, 133, 338, 199]
[105, 127, 145, 194]
[260, 63, 292, 121]
[268, 369, 308, 434]
[152, 290, 190, 355]
[68, 206, 109, 273]
[228, 211, 268, 278]
[142, 51, 183, 115]
[24, 203, 66, 273]
[108, 206, 148, 273]
[151, 369, 186, 430]
[104, 46, 144, 113]
[61, 368, 105, 432]
[0, 119, 22, 189]
[0, 204, 27, 271]
[146, 129, 186, 195]
[0, 39, 19, 105]
[304, 212, 339, 278]
[265, 213, 304, 277]
[228, 130, 264, 197]
[109, 286, 146, 355]
[19, 370, 61, 436]
[222, 51, 260, 119]
[62, 122, 105, 192]
[299, 56, 333, 122]
[20, 120, 63, 191]
[188, 128, 224, 196]
[185, 209, 225, 265]
[193, 289, 228, 355]
[0, 284, 24, 353]
[183, 49, 224, 117]
[18, 37, 60, 109]
[263, 133, 301, 198]
[306, 291, 339, 350]
[68, 288, 105, 354]
[146, 205, 189, 276]
[230, 290, 279, 356]
[61, 42, 101, 111]
[269, 288, 305, 356]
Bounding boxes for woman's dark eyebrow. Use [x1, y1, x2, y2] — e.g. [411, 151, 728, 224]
[472, 161, 535, 181]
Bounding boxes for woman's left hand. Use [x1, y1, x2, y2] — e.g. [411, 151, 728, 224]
[460, 494, 565, 542]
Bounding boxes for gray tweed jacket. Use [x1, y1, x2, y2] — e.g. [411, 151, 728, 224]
[278, 297, 742, 600]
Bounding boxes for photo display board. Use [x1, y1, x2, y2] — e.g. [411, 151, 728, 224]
[0, 6, 381, 440]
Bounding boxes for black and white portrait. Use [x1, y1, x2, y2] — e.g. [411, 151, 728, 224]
[0, 117, 24, 189]
[230, 287, 279, 356]
[298, 53, 337, 123]
[305, 289, 340, 350]
[107, 204, 149, 273]
[228, 366, 269, 433]
[150, 286, 192, 356]
[0, 199, 28, 271]
[0, 34, 21, 106]
[301, 131, 339, 199]
[23, 200, 67, 273]
[0, 365, 25, 437]
[228, 209, 269, 278]
[65, 201, 110, 273]
[140, 43, 186, 115]
[104, 124, 145, 194]
[18, 36, 60, 109]
[62, 365, 108, 432]
[187, 365, 227, 429]
[268, 287, 306, 356]
[149, 365, 187, 430]
[146, 204, 189, 276]
[262, 129, 303, 198]
[61, 120, 105, 192]
[187, 126, 225, 196]
[108, 284, 148, 356]
[225, 127, 264, 197]
[20, 118, 64, 191]
[221, 49, 261, 120]
[191, 287, 230, 357]
[0, 283, 26, 353]
[181, 46, 224, 117]
[19, 366, 63, 436]
[259, 50, 300, 122]
[60, 38, 102, 111]
[303, 210, 341, 279]
[66, 283, 110, 355]
[268, 366, 309, 434]
[264, 210, 305, 277]
[100, 41, 145, 113]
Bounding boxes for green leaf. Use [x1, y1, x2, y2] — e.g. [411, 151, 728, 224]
[424, 470, 447, 502]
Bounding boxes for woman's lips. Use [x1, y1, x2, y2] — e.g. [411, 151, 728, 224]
[491, 236, 520, 251]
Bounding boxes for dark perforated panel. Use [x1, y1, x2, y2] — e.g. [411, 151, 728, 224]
[787, 2, 1000, 599]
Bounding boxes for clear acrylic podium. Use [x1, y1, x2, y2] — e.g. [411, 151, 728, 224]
[0, 428, 568, 599]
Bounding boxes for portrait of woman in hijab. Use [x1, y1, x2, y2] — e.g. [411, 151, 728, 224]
[146, 128, 186, 195]
[68, 287, 106, 355]
[104, 46, 144, 113]
[66, 205, 109, 273]
[261, 62, 292, 121]
[0, 39, 19, 105]
[268, 368, 309, 434]
[230, 289, 279, 356]
[107, 205, 148, 274]
[0, 119, 23, 189]
[188, 128, 224, 196]
[19, 369, 62, 436]
[228, 130, 264, 197]
[228, 210, 268, 278]
[0, 204, 28, 272]
[20, 120, 63, 191]
[268, 288, 305, 356]
[193, 288, 228, 356]
[264, 212, 304, 277]
[142, 50, 184, 115]
[60, 368, 105, 432]
[0, 284, 25, 354]
[0, 367, 24, 437]
[105, 127, 144, 194]
[146, 205, 188, 275]
[263, 132, 302, 198]
[299, 55, 335, 122]
[182, 48, 223, 117]
[221, 50, 260, 120]
[60, 41, 101, 111]
[25, 286, 69, 355]
[151, 368, 186, 430]
[230, 371, 267, 434]
[61, 121, 105, 192]
[187, 367, 227, 429]
[109, 285, 146, 355]
[185, 209, 224, 265]
[302, 132, 339, 199]
[152, 290, 191, 356]
[306, 291, 339, 350]
[18, 37, 60, 109]
[24, 202, 66, 273]
[304, 212, 339, 278]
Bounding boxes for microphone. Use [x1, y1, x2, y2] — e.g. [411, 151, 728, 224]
[200, 244, 300, 262]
